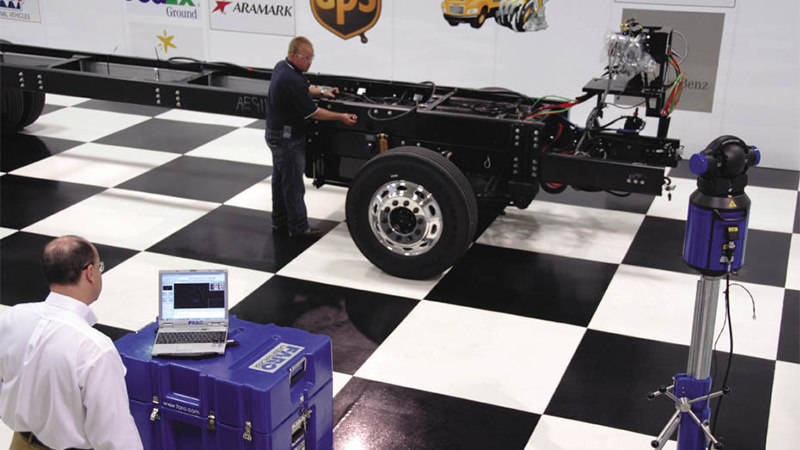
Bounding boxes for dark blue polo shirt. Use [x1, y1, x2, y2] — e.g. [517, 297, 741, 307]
[265, 59, 318, 137]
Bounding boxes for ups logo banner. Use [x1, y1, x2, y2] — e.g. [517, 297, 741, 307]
[311, 0, 381, 43]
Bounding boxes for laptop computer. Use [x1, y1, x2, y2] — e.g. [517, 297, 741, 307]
[151, 269, 229, 357]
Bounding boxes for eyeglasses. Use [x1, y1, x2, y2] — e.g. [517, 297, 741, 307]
[294, 53, 314, 62]
[82, 261, 105, 273]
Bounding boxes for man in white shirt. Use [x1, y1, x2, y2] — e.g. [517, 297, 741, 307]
[0, 235, 143, 450]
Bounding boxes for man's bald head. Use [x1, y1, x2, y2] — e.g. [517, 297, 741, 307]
[42, 235, 97, 286]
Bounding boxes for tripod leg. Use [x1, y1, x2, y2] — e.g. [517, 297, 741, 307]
[685, 408, 721, 448]
[651, 409, 680, 449]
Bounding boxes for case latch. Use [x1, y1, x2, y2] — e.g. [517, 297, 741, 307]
[243, 420, 253, 442]
[150, 396, 160, 422]
[207, 411, 216, 431]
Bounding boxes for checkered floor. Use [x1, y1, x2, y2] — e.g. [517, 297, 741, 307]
[1, 95, 798, 450]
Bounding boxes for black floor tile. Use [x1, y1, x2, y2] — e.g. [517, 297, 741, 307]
[0, 232, 138, 306]
[94, 118, 235, 153]
[333, 377, 540, 450]
[537, 187, 655, 214]
[94, 323, 134, 342]
[40, 104, 64, 116]
[545, 330, 774, 449]
[74, 99, 168, 117]
[622, 216, 690, 274]
[733, 229, 791, 287]
[148, 205, 337, 272]
[116, 156, 269, 203]
[0, 174, 104, 229]
[1, 134, 82, 172]
[231, 275, 418, 374]
[246, 119, 265, 130]
[670, 159, 799, 190]
[623, 216, 791, 286]
[427, 244, 617, 326]
[777, 289, 799, 363]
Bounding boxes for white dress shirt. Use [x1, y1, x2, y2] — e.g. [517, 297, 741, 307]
[0, 292, 143, 450]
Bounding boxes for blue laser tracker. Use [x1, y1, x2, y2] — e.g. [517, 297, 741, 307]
[649, 136, 760, 450]
[682, 136, 760, 275]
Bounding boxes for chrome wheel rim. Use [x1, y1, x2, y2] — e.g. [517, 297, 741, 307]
[368, 180, 443, 256]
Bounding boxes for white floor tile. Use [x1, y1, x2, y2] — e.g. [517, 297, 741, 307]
[0, 421, 12, 450]
[525, 415, 676, 450]
[278, 223, 441, 300]
[745, 186, 797, 233]
[0, 227, 16, 240]
[478, 200, 644, 264]
[23, 188, 219, 251]
[355, 301, 585, 414]
[22, 107, 149, 142]
[0, 304, 10, 316]
[155, 109, 255, 128]
[646, 176, 693, 220]
[766, 361, 800, 450]
[185, 127, 271, 166]
[10, 143, 179, 187]
[225, 176, 348, 222]
[94, 251, 272, 330]
[589, 264, 785, 360]
[44, 94, 91, 106]
[332, 371, 352, 398]
[648, 181, 797, 233]
[786, 233, 800, 290]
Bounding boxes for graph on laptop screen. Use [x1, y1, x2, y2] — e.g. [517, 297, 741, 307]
[160, 271, 227, 321]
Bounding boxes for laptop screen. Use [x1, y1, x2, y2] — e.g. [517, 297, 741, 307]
[159, 270, 228, 321]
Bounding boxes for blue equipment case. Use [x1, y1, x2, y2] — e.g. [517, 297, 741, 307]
[115, 316, 333, 450]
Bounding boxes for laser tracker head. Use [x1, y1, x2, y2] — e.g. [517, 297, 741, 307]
[689, 135, 760, 196]
[682, 136, 760, 275]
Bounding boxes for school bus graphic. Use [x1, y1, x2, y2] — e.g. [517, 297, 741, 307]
[442, 0, 549, 32]
[441, 0, 500, 29]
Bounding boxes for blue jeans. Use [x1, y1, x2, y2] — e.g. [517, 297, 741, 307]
[266, 131, 308, 234]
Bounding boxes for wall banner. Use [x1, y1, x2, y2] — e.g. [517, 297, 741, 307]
[621, 9, 724, 113]
[311, 0, 381, 43]
[125, 0, 201, 21]
[0, 0, 41, 23]
[128, 22, 206, 59]
[208, 0, 295, 36]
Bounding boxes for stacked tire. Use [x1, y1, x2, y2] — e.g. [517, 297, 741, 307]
[1, 89, 45, 134]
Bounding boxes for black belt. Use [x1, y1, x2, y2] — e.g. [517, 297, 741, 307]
[18, 432, 87, 450]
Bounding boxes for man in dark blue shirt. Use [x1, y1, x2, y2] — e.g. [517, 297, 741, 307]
[266, 36, 357, 238]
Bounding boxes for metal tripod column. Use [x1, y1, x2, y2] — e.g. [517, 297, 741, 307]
[677, 275, 721, 449]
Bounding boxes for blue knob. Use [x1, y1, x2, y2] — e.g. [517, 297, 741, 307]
[689, 153, 709, 176]
[752, 146, 761, 166]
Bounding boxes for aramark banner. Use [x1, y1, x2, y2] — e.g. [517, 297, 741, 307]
[125, 0, 201, 21]
[0, 0, 41, 23]
[209, 0, 295, 36]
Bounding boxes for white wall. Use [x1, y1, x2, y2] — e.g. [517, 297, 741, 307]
[2, 0, 797, 170]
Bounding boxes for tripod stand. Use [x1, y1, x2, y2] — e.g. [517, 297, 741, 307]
[648, 136, 759, 450]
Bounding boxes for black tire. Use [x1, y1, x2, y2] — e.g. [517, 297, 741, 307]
[471, 8, 488, 28]
[443, 14, 459, 26]
[346, 146, 478, 280]
[17, 91, 46, 130]
[1, 89, 25, 134]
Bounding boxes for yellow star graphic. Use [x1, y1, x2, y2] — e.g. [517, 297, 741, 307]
[156, 30, 176, 53]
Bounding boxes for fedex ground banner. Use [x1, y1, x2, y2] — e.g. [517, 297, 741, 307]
[209, 0, 295, 36]
[125, 0, 201, 21]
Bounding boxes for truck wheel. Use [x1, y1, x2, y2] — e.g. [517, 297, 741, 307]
[1, 89, 24, 134]
[443, 14, 459, 26]
[471, 7, 488, 28]
[17, 91, 46, 130]
[346, 146, 478, 280]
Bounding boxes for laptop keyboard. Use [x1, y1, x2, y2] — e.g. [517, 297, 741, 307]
[156, 331, 226, 345]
